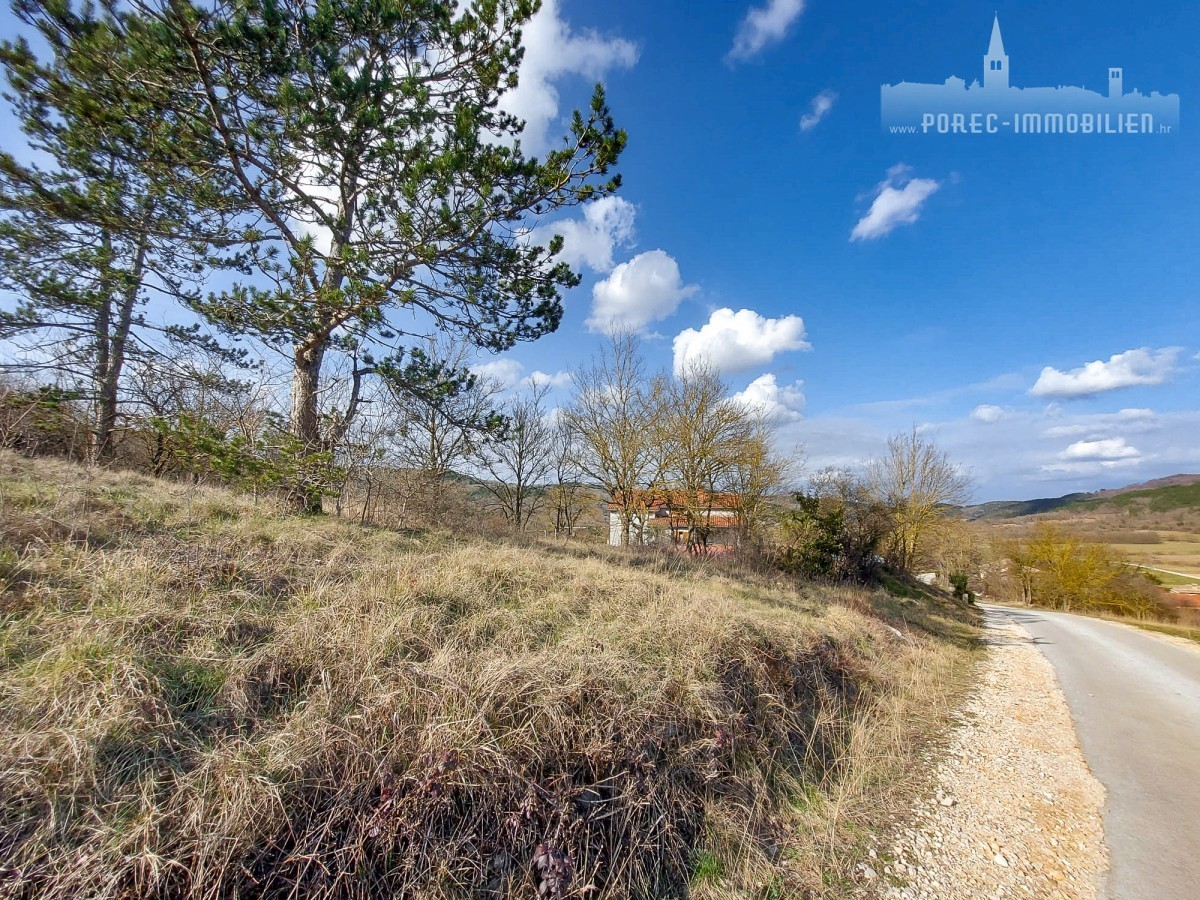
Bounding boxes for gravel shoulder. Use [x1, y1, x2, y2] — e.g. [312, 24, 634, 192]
[863, 608, 1107, 899]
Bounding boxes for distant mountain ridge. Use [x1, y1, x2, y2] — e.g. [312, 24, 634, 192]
[1093, 473, 1200, 498]
[964, 474, 1200, 521]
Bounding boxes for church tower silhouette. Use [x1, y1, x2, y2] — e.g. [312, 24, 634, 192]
[983, 15, 1009, 90]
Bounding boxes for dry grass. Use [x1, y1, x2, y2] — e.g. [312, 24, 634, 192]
[0, 452, 979, 899]
[1094, 615, 1200, 645]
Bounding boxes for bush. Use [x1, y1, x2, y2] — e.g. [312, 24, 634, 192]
[777, 475, 891, 583]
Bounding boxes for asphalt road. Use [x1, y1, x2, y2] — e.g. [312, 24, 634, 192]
[983, 605, 1200, 899]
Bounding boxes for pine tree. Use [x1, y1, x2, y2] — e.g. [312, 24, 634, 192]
[139, 0, 626, 510]
[0, 0, 246, 462]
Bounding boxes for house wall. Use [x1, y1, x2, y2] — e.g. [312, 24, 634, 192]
[609, 513, 659, 546]
[608, 512, 624, 546]
[608, 509, 741, 548]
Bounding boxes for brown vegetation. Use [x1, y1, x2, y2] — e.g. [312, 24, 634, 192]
[0, 452, 979, 899]
[992, 523, 1174, 620]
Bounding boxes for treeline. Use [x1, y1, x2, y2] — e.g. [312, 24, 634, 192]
[0, 319, 794, 543]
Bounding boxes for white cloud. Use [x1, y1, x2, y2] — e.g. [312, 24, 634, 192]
[587, 249, 698, 333]
[1059, 437, 1141, 461]
[850, 164, 941, 242]
[470, 358, 524, 389]
[673, 307, 810, 375]
[1039, 457, 1144, 478]
[526, 196, 636, 274]
[1042, 423, 1091, 439]
[1042, 408, 1160, 440]
[730, 373, 806, 423]
[525, 369, 573, 390]
[799, 89, 837, 131]
[970, 404, 1006, 424]
[1117, 407, 1156, 420]
[1029, 347, 1181, 399]
[728, 0, 806, 62]
[500, 0, 638, 151]
[804, 400, 1194, 499]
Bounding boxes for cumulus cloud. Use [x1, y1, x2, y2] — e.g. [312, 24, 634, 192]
[799, 89, 837, 131]
[1059, 437, 1141, 461]
[850, 164, 941, 242]
[500, 0, 638, 151]
[970, 404, 1006, 424]
[1029, 348, 1181, 399]
[673, 307, 810, 375]
[728, 0, 806, 62]
[525, 369, 573, 390]
[587, 250, 698, 333]
[526, 196, 636, 274]
[470, 358, 524, 389]
[730, 373, 806, 423]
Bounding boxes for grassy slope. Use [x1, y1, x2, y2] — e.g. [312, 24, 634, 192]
[0, 453, 979, 899]
[1072, 481, 1200, 514]
[1124, 619, 1200, 645]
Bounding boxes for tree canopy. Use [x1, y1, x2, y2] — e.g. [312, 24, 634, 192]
[0, 0, 246, 460]
[135, 0, 626, 506]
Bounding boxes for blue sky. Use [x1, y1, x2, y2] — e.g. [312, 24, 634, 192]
[2, 0, 1197, 500]
[474, 0, 1200, 501]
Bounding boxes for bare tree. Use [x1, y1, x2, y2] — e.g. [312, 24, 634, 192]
[867, 428, 972, 573]
[473, 382, 555, 534]
[561, 331, 658, 546]
[655, 360, 756, 552]
[124, 350, 272, 479]
[725, 416, 800, 546]
[548, 420, 590, 539]
[326, 377, 399, 523]
[382, 338, 502, 527]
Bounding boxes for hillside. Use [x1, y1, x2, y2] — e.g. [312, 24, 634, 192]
[963, 474, 1200, 522]
[962, 493, 1092, 521]
[1093, 473, 1200, 498]
[1074, 479, 1200, 514]
[0, 452, 978, 899]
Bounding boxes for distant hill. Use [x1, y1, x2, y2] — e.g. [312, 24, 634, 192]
[963, 494, 1093, 521]
[1092, 474, 1200, 499]
[1074, 479, 1200, 514]
[964, 474, 1200, 521]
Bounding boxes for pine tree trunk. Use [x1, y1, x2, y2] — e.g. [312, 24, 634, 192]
[93, 234, 149, 464]
[289, 342, 325, 513]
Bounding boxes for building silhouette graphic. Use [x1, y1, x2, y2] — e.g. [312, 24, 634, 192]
[881, 16, 1179, 135]
[983, 16, 1008, 91]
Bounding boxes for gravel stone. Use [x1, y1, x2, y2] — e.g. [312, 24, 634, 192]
[868, 611, 1108, 899]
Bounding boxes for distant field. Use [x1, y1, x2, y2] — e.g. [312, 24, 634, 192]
[1110, 539, 1200, 580]
[1135, 569, 1198, 587]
